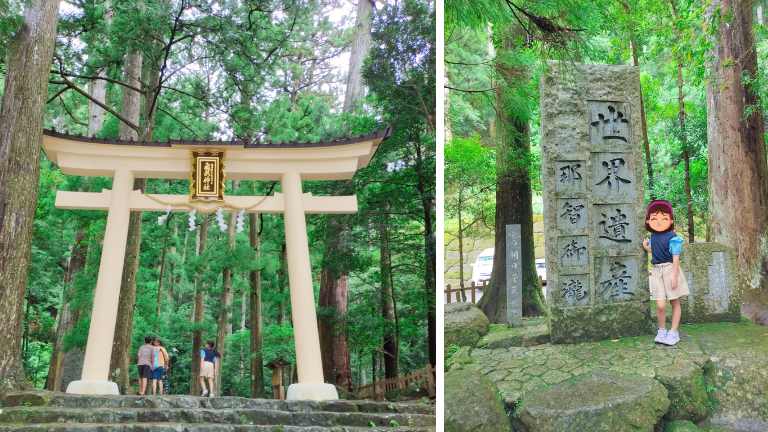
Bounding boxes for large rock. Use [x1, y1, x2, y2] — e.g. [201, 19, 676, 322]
[655, 359, 712, 422]
[664, 420, 701, 432]
[687, 321, 768, 428]
[477, 318, 549, 349]
[514, 371, 669, 432]
[444, 303, 489, 348]
[445, 369, 509, 432]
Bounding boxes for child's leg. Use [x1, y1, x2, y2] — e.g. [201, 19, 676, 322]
[670, 298, 682, 331]
[151, 379, 157, 395]
[199, 376, 207, 393]
[656, 298, 667, 329]
[140, 377, 146, 395]
[158, 380, 164, 395]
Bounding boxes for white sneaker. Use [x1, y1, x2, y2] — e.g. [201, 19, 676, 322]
[654, 328, 667, 344]
[208, 391, 214, 398]
[201, 389, 208, 397]
[664, 330, 680, 346]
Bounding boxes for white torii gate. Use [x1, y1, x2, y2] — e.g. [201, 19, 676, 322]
[42, 128, 389, 401]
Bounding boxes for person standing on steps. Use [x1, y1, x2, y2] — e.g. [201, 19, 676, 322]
[642, 199, 689, 346]
[136, 336, 154, 395]
[199, 340, 221, 397]
[150, 338, 170, 395]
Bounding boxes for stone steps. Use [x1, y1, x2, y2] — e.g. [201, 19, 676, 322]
[0, 391, 435, 431]
[1, 392, 433, 414]
[0, 423, 427, 432]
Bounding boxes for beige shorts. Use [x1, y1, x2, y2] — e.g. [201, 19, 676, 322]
[649, 263, 689, 300]
[200, 361, 215, 378]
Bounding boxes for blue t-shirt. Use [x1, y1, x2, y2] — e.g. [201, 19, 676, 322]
[201, 348, 220, 363]
[650, 231, 683, 264]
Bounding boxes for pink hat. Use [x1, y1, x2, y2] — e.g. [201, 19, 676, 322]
[645, 200, 674, 232]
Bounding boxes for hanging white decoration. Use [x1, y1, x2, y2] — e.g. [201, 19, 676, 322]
[235, 209, 245, 233]
[216, 207, 228, 232]
[157, 207, 172, 226]
[188, 209, 197, 231]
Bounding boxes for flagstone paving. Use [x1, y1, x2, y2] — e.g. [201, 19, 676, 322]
[449, 319, 768, 430]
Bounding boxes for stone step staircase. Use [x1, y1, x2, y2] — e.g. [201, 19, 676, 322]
[0, 391, 435, 432]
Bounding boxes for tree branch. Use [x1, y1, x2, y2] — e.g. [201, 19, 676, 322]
[156, 106, 201, 138]
[445, 85, 497, 93]
[50, 68, 145, 94]
[56, 75, 140, 133]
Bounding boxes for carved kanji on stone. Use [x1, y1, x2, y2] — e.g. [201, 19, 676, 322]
[561, 239, 587, 264]
[595, 157, 631, 191]
[598, 208, 631, 243]
[599, 261, 634, 299]
[560, 201, 585, 224]
[591, 104, 629, 143]
[559, 163, 582, 185]
[562, 278, 587, 302]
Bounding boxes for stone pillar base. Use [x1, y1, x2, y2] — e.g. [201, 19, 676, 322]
[66, 379, 120, 395]
[286, 383, 338, 401]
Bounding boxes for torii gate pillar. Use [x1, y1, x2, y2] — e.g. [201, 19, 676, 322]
[66, 170, 134, 396]
[281, 171, 337, 400]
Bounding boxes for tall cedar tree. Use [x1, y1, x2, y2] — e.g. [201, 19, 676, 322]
[0, 0, 61, 391]
[706, 0, 768, 323]
[479, 27, 546, 321]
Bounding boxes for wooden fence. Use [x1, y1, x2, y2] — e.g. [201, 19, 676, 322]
[444, 280, 489, 303]
[355, 365, 436, 400]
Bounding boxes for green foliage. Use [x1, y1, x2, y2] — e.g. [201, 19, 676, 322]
[446, 0, 728, 277]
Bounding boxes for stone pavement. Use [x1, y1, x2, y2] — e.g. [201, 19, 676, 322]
[448, 319, 768, 431]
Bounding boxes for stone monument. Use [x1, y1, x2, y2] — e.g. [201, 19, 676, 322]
[679, 242, 741, 323]
[506, 224, 523, 326]
[541, 63, 652, 343]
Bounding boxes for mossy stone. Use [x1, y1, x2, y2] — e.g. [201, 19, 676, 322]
[549, 302, 654, 344]
[664, 420, 701, 432]
[445, 368, 510, 432]
[445, 302, 490, 348]
[0, 391, 51, 407]
[514, 371, 669, 432]
[655, 359, 712, 422]
[478, 318, 549, 349]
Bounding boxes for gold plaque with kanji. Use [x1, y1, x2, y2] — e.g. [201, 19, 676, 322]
[191, 151, 224, 201]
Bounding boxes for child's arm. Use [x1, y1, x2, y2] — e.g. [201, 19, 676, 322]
[642, 238, 652, 253]
[669, 236, 684, 290]
[671, 255, 680, 290]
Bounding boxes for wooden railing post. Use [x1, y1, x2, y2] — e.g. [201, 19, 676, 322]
[470, 281, 476, 303]
[446, 284, 451, 303]
[425, 364, 435, 398]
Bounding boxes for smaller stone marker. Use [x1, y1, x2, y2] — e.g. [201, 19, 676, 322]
[506, 224, 523, 326]
[679, 242, 741, 323]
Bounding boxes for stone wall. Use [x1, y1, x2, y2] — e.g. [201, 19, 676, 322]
[540, 63, 652, 343]
[679, 242, 741, 323]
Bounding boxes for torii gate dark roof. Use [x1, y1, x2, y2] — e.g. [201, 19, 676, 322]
[42, 127, 391, 148]
[42, 127, 391, 181]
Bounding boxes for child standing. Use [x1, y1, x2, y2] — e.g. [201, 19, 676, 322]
[199, 341, 221, 397]
[150, 338, 170, 395]
[642, 200, 689, 346]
